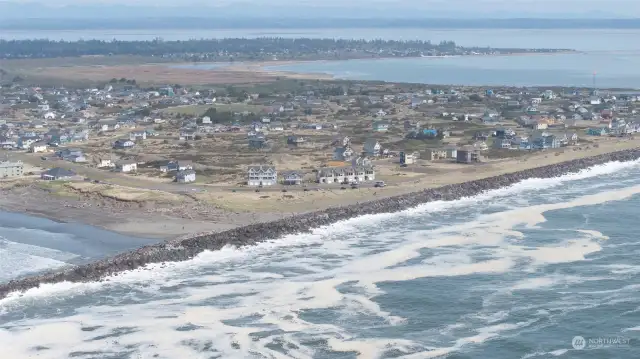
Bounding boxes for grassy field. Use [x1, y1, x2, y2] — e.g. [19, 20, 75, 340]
[161, 103, 266, 115]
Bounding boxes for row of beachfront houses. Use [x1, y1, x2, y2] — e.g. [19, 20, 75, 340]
[585, 119, 640, 137]
[492, 132, 580, 150]
[247, 164, 377, 186]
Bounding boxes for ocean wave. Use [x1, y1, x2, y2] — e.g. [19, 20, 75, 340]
[2, 160, 640, 358]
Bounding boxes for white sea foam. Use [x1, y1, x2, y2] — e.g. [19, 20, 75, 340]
[2, 160, 640, 358]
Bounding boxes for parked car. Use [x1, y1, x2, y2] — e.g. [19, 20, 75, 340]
[374, 181, 386, 188]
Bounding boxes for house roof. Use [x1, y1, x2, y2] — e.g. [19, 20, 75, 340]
[116, 160, 136, 165]
[282, 171, 303, 178]
[248, 165, 276, 172]
[42, 167, 76, 178]
[364, 138, 379, 147]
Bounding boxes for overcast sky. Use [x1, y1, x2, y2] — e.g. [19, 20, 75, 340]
[1, 0, 639, 18]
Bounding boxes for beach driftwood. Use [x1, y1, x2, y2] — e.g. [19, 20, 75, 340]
[1, 148, 639, 300]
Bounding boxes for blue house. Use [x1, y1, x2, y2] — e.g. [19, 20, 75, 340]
[518, 140, 532, 150]
[422, 129, 438, 137]
[532, 134, 560, 149]
[373, 121, 390, 132]
[587, 128, 608, 136]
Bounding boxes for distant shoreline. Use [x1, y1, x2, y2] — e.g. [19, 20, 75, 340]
[184, 50, 582, 80]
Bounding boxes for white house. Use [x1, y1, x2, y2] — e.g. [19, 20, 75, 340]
[43, 112, 57, 120]
[176, 169, 196, 183]
[247, 165, 277, 186]
[97, 158, 115, 168]
[113, 139, 135, 149]
[115, 160, 137, 173]
[30, 142, 48, 153]
[316, 165, 376, 184]
[129, 130, 147, 141]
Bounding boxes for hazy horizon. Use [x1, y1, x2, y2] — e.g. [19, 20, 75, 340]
[1, 0, 640, 19]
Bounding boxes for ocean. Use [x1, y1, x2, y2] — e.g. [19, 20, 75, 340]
[2, 160, 640, 358]
[0, 211, 157, 283]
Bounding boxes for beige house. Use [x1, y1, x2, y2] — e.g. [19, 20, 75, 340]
[424, 149, 447, 161]
[115, 160, 137, 173]
[29, 142, 48, 153]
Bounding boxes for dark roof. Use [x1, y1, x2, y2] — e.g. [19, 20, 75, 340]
[42, 167, 76, 178]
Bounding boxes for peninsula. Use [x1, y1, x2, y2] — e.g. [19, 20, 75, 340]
[0, 37, 575, 61]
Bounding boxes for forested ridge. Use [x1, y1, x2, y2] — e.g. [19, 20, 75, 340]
[0, 37, 570, 59]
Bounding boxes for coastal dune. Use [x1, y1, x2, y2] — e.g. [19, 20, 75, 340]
[2, 148, 640, 299]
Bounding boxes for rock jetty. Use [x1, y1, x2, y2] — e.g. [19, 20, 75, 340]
[1, 149, 640, 300]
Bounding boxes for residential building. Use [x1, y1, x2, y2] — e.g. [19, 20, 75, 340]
[29, 142, 48, 153]
[97, 158, 115, 168]
[493, 138, 512, 149]
[424, 148, 447, 161]
[399, 151, 417, 165]
[129, 130, 147, 141]
[316, 165, 375, 184]
[247, 165, 277, 186]
[532, 133, 560, 149]
[177, 161, 193, 171]
[333, 147, 355, 161]
[179, 129, 197, 141]
[456, 147, 482, 163]
[282, 171, 304, 185]
[270, 122, 284, 131]
[176, 169, 196, 183]
[113, 139, 135, 149]
[159, 161, 179, 173]
[249, 135, 267, 149]
[363, 139, 382, 156]
[0, 160, 24, 178]
[41, 167, 75, 181]
[372, 121, 389, 132]
[115, 160, 137, 173]
[587, 128, 608, 136]
[287, 135, 306, 147]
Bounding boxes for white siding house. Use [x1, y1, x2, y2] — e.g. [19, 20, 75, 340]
[247, 165, 277, 186]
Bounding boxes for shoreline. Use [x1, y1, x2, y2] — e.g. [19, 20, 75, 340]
[189, 50, 583, 80]
[1, 147, 640, 299]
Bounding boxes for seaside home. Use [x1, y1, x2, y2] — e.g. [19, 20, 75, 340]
[129, 130, 147, 141]
[176, 169, 196, 183]
[282, 171, 304, 185]
[316, 165, 375, 184]
[0, 160, 24, 178]
[113, 139, 135, 149]
[247, 165, 277, 186]
[115, 160, 137, 173]
[399, 151, 417, 165]
[41, 167, 76, 181]
[363, 139, 382, 157]
[373, 121, 390, 132]
[333, 146, 355, 162]
[456, 147, 482, 164]
[29, 142, 48, 153]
